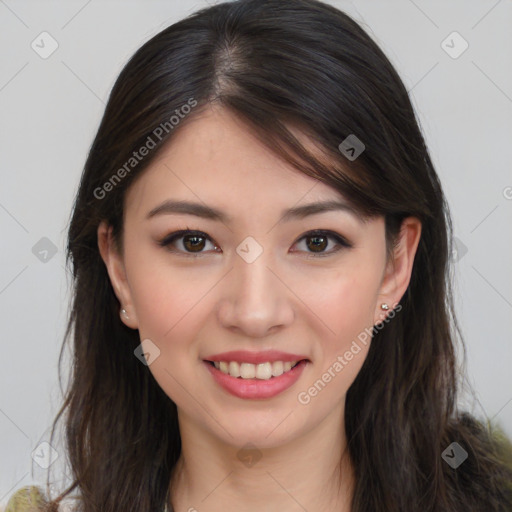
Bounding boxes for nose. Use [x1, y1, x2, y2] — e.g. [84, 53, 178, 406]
[216, 247, 295, 338]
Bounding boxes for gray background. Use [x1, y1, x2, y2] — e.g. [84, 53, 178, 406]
[1, 0, 511, 504]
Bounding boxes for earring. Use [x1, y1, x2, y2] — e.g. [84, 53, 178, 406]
[380, 303, 389, 311]
[121, 308, 129, 319]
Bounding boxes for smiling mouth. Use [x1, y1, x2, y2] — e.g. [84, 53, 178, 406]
[204, 359, 309, 380]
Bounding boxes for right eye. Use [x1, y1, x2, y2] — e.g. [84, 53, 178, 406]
[158, 229, 221, 256]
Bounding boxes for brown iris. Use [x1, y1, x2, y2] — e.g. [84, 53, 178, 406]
[183, 234, 206, 252]
[306, 234, 328, 252]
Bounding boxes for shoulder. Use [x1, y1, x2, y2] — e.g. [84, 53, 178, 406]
[2, 486, 47, 512]
[2, 486, 76, 512]
[443, 413, 512, 511]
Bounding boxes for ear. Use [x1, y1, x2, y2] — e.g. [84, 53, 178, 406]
[97, 220, 139, 329]
[374, 217, 422, 324]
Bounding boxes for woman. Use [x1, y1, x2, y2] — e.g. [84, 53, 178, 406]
[6, 0, 512, 510]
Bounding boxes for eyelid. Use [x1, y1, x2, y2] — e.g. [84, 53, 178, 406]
[158, 228, 220, 257]
[291, 229, 353, 257]
[157, 228, 353, 256]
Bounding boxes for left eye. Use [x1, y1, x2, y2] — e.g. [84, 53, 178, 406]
[291, 230, 352, 256]
[158, 229, 352, 256]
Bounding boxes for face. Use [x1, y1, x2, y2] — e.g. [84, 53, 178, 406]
[98, 105, 421, 450]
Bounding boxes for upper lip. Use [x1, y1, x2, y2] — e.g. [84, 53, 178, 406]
[204, 350, 310, 364]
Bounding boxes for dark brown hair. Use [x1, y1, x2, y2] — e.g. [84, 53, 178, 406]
[38, 0, 512, 510]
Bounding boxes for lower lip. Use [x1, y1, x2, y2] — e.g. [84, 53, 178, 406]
[203, 360, 308, 399]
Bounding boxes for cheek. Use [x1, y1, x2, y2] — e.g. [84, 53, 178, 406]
[288, 256, 382, 393]
[124, 242, 218, 348]
[132, 273, 205, 337]
[293, 262, 381, 345]
[125, 257, 216, 402]
[291, 270, 378, 408]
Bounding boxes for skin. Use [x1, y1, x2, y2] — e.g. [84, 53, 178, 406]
[98, 105, 421, 512]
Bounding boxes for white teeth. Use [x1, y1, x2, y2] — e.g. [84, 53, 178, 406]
[240, 363, 256, 378]
[272, 361, 284, 377]
[211, 360, 301, 380]
[228, 361, 240, 377]
[256, 362, 272, 380]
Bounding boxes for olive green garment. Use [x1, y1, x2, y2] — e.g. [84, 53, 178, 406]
[3, 485, 174, 511]
[4, 486, 47, 512]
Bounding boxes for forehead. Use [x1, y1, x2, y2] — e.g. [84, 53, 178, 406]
[124, 106, 358, 223]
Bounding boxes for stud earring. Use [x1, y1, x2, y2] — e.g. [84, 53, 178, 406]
[380, 303, 389, 311]
[121, 308, 129, 319]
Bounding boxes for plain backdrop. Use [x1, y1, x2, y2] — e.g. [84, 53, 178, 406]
[1, 0, 511, 503]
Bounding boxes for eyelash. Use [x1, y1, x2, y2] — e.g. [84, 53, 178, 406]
[157, 227, 353, 258]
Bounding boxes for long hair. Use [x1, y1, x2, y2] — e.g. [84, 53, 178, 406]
[41, 0, 512, 510]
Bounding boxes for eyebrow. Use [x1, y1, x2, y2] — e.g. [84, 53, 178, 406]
[146, 199, 367, 224]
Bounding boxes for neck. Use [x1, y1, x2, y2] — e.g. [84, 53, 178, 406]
[169, 405, 355, 512]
